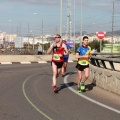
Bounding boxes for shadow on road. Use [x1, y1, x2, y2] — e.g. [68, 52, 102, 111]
[59, 72, 96, 92]
[85, 83, 96, 91]
[59, 82, 77, 91]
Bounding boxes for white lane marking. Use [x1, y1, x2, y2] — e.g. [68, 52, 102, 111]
[22, 73, 53, 120]
[64, 74, 120, 114]
[20, 62, 31, 64]
[38, 61, 47, 63]
[68, 60, 73, 63]
[1, 62, 12, 64]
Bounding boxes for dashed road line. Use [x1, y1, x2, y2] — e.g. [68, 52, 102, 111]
[0, 60, 75, 65]
[38, 61, 47, 63]
[68, 60, 74, 62]
[64, 73, 120, 114]
[20, 62, 31, 64]
[1, 62, 12, 64]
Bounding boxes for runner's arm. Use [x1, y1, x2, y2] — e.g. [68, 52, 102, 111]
[67, 45, 71, 54]
[47, 43, 54, 54]
[63, 43, 68, 55]
[75, 52, 90, 59]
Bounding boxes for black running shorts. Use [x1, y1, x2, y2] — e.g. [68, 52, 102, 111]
[76, 63, 89, 71]
[52, 61, 64, 68]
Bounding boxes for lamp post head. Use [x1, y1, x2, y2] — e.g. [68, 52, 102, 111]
[33, 13, 37, 15]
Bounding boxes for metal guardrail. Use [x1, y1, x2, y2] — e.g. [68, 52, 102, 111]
[92, 52, 120, 56]
[91, 53, 120, 71]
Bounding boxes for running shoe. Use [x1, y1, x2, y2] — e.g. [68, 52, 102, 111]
[81, 82, 85, 91]
[53, 86, 58, 93]
[77, 87, 81, 93]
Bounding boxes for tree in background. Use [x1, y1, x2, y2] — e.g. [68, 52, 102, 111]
[75, 39, 108, 52]
[88, 39, 108, 52]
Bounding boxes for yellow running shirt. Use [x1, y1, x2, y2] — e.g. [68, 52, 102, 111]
[76, 45, 91, 65]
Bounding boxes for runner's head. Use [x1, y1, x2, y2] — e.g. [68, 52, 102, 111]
[82, 36, 89, 46]
[62, 38, 66, 43]
[54, 34, 61, 43]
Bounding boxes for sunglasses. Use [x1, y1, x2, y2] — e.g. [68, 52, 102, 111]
[55, 37, 61, 38]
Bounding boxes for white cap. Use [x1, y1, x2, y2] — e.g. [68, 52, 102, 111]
[62, 38, 66, 41]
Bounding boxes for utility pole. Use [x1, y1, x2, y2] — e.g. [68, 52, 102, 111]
[33, 33, 34, 50]
[111, 1, 114, 53]
[19, 22, 22, 53]
[17, 25, 18, 35]
[74, 0, 76, 52]
[28, 22, 29, 50]
[80, 0, 82, 45]
[60, 0, 62, 36]
[54, 26, 58, 35]
[66, 0, 72, 40]
[42, 19, 44, 53]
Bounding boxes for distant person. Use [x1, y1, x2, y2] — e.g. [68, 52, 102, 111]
[47, 34, 68, 93]
[38, 44, 43, 55]
[75, 36, 91, 93]
[61, 39, 71, 77]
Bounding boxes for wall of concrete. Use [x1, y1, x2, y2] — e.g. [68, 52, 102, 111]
[89, 64, 120, 95]
[0, 54, 75, 62]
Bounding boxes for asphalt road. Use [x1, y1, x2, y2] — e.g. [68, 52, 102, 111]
[0, 63, 120, 120]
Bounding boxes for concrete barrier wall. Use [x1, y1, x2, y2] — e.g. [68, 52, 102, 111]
[89, 64, 120, 95]
[0, 55, 52, 62]
[0, 54, 76, 62]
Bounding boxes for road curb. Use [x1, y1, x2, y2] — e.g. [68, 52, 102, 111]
[0, 60, 77, 65]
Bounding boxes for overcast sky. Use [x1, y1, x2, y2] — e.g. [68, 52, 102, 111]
[0, 0, 120, 36]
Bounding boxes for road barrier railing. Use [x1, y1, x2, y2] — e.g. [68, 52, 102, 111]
[91, 53, 120, 71]
[89, 53, 120, 95]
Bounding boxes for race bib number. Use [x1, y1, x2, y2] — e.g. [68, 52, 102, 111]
[78, 60, 88, 65]
[53, 54, 60, 60]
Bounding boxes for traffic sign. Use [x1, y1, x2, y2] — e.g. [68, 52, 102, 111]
[96, 31, 105, 39]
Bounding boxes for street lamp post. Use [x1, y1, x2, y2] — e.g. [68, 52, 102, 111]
[111, 0, 120, 54]
[69, 21, 72, 40]
[60, 0, 62, 36]
[9, 20, 12, 34]
[42, 19, 44, 54]
[33, 12, 37, 51]
[30, 30, 34, 50]
[28, 22, 29, 51]
[19, 22, 22, 53]
[33, 33, 34, 50]
[74, 0, 76, 52]
[80, 0, 82, 45]
[111, 1, 114, 53]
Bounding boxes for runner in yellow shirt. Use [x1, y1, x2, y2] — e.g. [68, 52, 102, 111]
[75, 36, 91, 92]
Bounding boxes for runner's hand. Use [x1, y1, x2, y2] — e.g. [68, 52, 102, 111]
[84, 55, 91, 59]
[58, 54, 63, 57]
[64, 53, 67, 56]
[53, 42, 57, 47]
